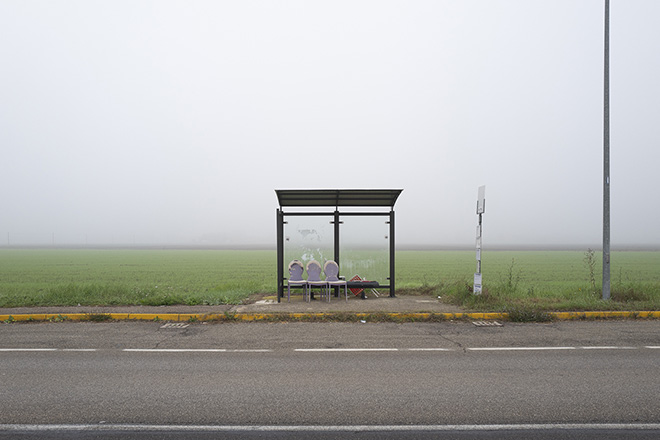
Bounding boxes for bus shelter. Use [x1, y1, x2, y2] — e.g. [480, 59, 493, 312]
[276, 189, 402, 302]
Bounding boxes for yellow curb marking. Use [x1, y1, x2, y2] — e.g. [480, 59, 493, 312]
[2, 311, 660, 323]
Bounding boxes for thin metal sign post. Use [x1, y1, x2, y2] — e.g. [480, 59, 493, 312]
[474, 186, 486, 295]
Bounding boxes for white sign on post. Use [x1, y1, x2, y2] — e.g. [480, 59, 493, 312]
[474, 186, 485, 295]
[477, 185, 486, 215]
[474, 273, 482, 294]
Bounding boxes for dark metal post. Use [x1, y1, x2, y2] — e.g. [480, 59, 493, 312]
[333, 210, 341, 298]
[389, 210, 395, 297]
[276, 208, 284, 302]
[333, 210, 340, 265]
[603, 0, 611, 300]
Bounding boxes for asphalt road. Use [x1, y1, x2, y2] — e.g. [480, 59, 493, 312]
[3, 426, 660, 440]
[1, 320, 659, 438]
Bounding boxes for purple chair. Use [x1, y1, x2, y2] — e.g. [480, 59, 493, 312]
[287, 260, 307, 302]
[306, 260, 329, 302]
[324, 260, 348, 301]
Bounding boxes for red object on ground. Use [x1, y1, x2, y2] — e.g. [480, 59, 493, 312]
[349, 275, 363, 296]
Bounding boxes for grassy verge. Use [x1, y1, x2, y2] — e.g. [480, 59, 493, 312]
[0, 249, 273, 307]
[394, 250, 660, 313]
[1, 249, 659, 312]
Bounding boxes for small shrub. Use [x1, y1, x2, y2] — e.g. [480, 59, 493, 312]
[583, 248, 598, 294]
[442, 280, 500, 311]
[223, 311, 238, 321]
[49, 314, 68, 322]
[611, 287, 650, 303]
[86, 314, 112, 322]
[496, 258, 523, 295]
[503, 306, 553, 323]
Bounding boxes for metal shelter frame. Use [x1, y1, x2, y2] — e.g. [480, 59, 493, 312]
[276, 189, 403, 302]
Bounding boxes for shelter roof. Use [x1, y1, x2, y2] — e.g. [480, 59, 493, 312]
[275, 189, 402, 208]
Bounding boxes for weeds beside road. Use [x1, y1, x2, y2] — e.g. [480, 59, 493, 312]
[1, 249, 659, 315]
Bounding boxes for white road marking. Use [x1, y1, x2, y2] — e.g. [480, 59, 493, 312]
[2, 423, 660, 432]
[61, 349, 98, 352]
[0, 348, 57, 352]
[0, 346, 658, 353]
[121, 349, 273, 353]
[123, 348, 228, 352]
[468, 347, 576, 351]
[408, 348, 454, 351]
[230, 349, 274, 353]
[295, 348, 398, 352]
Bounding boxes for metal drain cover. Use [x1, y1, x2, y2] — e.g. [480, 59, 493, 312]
[160, 323, 190, 329]
[472, 321, 503, 327]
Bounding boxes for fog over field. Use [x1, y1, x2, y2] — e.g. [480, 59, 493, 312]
[1, 1, 659, 249]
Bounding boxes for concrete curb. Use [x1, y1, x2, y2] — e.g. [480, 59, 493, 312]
[2, 311, 660, 323]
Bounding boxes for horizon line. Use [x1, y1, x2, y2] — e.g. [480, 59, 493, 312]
[1, 243, 659, 252]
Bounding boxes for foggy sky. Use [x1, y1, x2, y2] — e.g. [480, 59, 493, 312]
[1, 0, 659, 248]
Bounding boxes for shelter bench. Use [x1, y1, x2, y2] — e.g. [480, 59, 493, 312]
[346, 280, 380, 299]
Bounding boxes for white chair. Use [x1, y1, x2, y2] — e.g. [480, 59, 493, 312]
[286, 260, 307, 302]
[324, 260, 348, 302]
[306, 260, 329, 302]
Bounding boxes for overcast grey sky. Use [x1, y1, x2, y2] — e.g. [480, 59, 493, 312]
[1, 0, 659, 248]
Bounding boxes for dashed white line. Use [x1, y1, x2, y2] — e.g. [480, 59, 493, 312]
[408, 348, 454, 351]
[123, 349, 227, 353]
[230, 349, 273, 353]
[0, 346, 657, 353]
[295, 348, 398, 352]
[0, 348, 57, 352]
[61, 349, 98, 352]
[121, 349, 274, 353]
[468, 347, 576, 351]
[2, 423, 660, 432]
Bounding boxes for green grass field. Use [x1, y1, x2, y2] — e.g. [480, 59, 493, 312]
[396, 250, 660, 312]
[1, 249, 659, 312]
[0, 249, 273, 307]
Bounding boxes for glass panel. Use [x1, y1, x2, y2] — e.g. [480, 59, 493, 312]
[339, 216, 389, 284]
[284, 216, 334, 278]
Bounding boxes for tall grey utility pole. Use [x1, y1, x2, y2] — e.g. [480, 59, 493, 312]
[602, 0, 611, 300]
